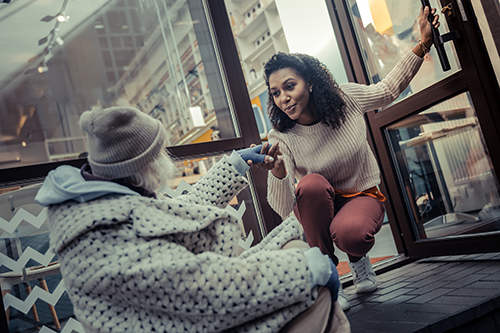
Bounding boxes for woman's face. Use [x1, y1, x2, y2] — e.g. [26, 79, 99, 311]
[268, 67, 317, 125]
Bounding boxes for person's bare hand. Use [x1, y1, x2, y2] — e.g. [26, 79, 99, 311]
[246, 142, 282, 171]
[257, 142, 287, 179]
[419, 6, 440, 48]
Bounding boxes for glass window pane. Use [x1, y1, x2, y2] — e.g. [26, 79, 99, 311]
[386, 92, 500, 240]
[223, 0, 348, 140]
[162, 153, 263, 241]
[347, 0, 461, 105]
[0, 0, 239, 170]
[470, 0, 500, 92]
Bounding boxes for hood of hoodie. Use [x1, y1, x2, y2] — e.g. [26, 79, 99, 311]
[35, 165, 140, 207]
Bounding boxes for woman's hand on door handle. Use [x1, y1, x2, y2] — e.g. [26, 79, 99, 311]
[414, 6, 441, 58]
[419, 6, 440, 49]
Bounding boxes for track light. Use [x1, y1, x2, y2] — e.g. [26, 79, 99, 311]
[38, 63, 49, 73]
[43, 52, 54, 62]
[57, 12, 69, 23]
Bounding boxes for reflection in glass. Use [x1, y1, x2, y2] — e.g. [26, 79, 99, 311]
[159, 153, 261, 241]
[0, 0, 237, 170]
[348, 0, 460, 104]
[386, 92, 500, 240]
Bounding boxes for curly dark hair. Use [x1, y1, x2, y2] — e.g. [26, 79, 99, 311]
[263, 52, 346, 132]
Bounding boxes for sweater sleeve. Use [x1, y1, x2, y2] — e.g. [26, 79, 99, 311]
[340, 50, 423, 113]
[175, 155, 248, 209]
[266, 131, 298, 219]
[239, 215, 306, 258]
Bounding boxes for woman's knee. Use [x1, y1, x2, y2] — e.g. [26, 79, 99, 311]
[282, 240, 310, 250]
[296, 174, 333, 198]
[331, 223, 374, 252]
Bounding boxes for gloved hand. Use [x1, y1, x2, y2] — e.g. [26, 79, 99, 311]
[325, 258, 340, 302]
[236, 144, 272, 164]
[303, 247, 340, 302]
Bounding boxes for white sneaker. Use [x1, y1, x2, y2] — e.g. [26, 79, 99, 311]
[348, 255, 378, 293]
[337, 284, 350, 311]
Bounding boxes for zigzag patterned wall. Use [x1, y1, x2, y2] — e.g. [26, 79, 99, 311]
[0, 207, 47, 234]
[39, 318, 85, 333]
[0, 247, 56, 273]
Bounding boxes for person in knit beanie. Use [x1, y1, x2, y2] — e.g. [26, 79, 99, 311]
[78, 106, 176, 193]
[81, 106, 168, 179]
[35, 106, 350, 333]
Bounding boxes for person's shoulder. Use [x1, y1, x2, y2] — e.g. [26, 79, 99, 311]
[268, 128, 283, 140]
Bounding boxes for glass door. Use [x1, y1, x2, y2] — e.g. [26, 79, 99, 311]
[333, 0, 500, 256]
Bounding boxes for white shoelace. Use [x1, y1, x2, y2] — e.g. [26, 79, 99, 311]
[352, 257, 367, 279]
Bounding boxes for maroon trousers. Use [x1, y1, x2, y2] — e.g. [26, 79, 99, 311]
[293, 173, 385, 265]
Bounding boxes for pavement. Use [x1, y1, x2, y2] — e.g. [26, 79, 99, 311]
[341, 252, 500, 332]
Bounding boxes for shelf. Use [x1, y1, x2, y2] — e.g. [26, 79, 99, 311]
[236, 10, 266, 39]
[192, 91, 208, 106]
[248, 76, 266, 98]
[243, 36, 273, 63]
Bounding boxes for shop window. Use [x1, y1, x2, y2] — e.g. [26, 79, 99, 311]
[223, 0, 347, 140]
[0, 0, 239, 169]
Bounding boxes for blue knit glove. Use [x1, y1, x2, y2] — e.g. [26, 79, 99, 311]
[325, 258, 340, 302]
[236, 144, 269, 164]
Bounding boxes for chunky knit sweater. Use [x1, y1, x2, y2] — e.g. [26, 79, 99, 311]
[267, 50, 423, 218]
[45, 155, 318, 333]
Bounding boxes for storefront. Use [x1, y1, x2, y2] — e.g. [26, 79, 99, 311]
[0, 0, 499, 331]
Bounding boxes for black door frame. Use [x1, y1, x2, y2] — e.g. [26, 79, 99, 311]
[328, 0, 500, 257]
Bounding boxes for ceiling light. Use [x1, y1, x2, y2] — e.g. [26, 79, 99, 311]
[38, 64, 49, 73]
[57, 13, 69, 23]
[44, 52, 54, 62]
[189, 107, 205, 127]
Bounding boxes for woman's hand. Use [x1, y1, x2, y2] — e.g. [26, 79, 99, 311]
[419, 6, 440, 49]
[271, 155, 286, 179]
[246, 142, 278, 168]
[237, 144, 275, 165]
[247, 142, 287, 179]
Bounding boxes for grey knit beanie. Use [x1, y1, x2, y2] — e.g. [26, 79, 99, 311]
[79, 106, 167, 179]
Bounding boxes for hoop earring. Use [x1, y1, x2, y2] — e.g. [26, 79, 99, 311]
[309, 87, 313, 93]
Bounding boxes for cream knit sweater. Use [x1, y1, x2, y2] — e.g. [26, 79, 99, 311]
[267, 50, 424, 218]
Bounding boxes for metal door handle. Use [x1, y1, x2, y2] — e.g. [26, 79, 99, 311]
[441, 3, 454, 17]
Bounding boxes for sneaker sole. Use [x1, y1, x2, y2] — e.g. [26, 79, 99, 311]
[355, 283, 378, 294]
[340, 302, 351, 311]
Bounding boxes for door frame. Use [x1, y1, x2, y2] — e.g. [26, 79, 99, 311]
[328, 0, 500, 257]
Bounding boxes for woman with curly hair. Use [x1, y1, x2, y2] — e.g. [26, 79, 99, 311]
[258, 6, 440, 311]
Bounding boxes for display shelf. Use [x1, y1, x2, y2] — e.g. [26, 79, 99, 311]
[262, 1, 280, 35]
[248, 76, 266, 99]
[245, 36, 273, 64]
[225, 0, 291, 108]
[236, 10, 266, 39]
